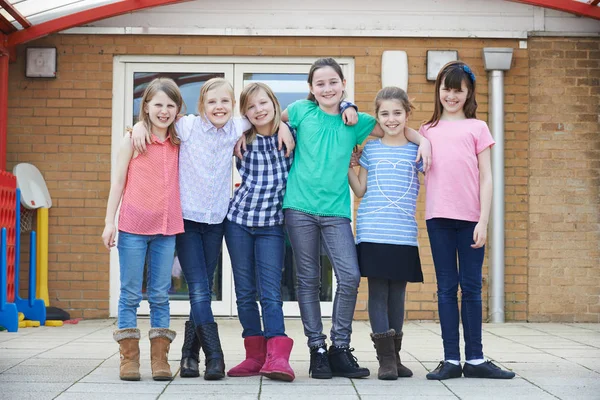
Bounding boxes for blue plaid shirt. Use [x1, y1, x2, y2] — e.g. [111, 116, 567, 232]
[227, 132, 294, 227]
[227, 101, 356, 227]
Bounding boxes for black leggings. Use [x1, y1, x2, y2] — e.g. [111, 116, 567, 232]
[368, 277, 407, 334]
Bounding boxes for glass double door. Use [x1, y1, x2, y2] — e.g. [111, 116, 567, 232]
[123, 60, 343, 318]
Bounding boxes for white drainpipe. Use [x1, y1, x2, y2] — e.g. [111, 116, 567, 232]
[483, 48, 514, 323]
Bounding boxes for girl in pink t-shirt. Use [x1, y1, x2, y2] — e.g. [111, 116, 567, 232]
[102, 78, 184, 382]
[419, 61, 515, 381]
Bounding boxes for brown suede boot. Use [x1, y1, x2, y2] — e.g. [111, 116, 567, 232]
[371, 329, 398, 380]
[113, 328, 141, 381]
[393, 332, 413, 377]
[149, 328, 177, 381]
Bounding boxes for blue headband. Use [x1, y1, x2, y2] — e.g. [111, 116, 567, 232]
[462, 65, 476, 83]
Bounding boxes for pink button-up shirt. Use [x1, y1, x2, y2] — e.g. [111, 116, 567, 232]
[118, 134, 184, 235]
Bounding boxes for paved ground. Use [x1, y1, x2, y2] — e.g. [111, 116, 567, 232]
[1, 318, 599, 399]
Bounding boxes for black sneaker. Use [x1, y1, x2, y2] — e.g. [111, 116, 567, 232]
[309, 345, 332, 379]
[328, 346, 370, 378]
[463, 361, 516, 379]
[426, 361, 462, 380]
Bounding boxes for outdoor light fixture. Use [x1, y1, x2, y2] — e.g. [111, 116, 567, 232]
[426, 50, 458, 81]
[25, 48, 57, 78]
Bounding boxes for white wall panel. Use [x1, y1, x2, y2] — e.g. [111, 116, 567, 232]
[64, 0, 600, 38]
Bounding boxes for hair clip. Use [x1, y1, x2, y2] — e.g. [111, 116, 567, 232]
[462, 65, 476, 82]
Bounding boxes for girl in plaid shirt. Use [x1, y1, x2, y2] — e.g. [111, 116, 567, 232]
[225, 83, 358, 382]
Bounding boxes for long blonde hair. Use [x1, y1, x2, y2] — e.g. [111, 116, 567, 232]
[138, 77, 182, 145]
[197, 78, 235, 123]
[239, 82, 282, 144]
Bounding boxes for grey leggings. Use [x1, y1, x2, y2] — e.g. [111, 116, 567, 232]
[368, 277, 407, 334]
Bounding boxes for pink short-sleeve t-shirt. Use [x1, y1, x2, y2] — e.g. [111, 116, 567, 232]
[419, 119, 495, 222]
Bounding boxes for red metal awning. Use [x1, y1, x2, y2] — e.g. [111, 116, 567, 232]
[0, 0, 599, 170]
[0, 0, 191, 170]
[507, 0, 600, 19]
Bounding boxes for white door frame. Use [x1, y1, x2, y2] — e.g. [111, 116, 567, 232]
[110, 55, 355, 318]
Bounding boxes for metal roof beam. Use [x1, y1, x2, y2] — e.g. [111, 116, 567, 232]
[7, 0, 191, 47]
[0, 0, 32, 28]
[0, 13, 16, 34]
[0, 32, 8, 170]
[508, 0, 600, 19]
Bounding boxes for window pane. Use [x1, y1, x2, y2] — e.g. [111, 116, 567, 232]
[242, 73, 308, 110]
[133, 72, 224, 124]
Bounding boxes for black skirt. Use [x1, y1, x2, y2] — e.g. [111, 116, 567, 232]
[357, 242, 423, 282]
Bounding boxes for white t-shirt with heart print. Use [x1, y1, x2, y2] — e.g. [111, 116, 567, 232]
[356, 139, 423, 246]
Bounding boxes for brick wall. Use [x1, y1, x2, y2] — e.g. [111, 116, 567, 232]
[528, 37, 600, 323]
[7, 34, 531, 320]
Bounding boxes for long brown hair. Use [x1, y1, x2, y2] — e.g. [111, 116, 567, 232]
[424, 60, 478, 128]
[139, 77, 182, 145]
[306, 57, 346, 103]
[239, 82, 282, 144]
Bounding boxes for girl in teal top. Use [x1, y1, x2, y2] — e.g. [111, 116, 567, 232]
[282, 57, 431, 380]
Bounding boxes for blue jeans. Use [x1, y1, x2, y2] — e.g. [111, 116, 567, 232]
[224, 221, 286, 338]
[176, 219, 224, 326]
[426, 218, 485, 361]
[117, 231, 175, 329]
[284, 210, 361, 348]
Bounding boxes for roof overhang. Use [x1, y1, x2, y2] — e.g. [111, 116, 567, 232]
[507, 0, 600, 20]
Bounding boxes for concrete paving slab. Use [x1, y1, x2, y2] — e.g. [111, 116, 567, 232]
[55, 394, 159, 400]
[162, 383, 259, 394]
[1, 319, 599, 399]
[160, 395, 259, 400]
[0, 392, 59, 400]
[65, 382, 167, 394]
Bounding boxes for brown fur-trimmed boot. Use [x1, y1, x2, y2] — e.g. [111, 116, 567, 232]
[393, 331, 413, 377]
[371, 329, 398, 380]
[149, 328, 177, 381]
[113, 328, 141, 381]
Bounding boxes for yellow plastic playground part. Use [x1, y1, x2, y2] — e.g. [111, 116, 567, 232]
[18, 312, 25, 321]
[18, 321, 26, 328]
[45, 320, 63, 327]
[25, 320, 41, 327]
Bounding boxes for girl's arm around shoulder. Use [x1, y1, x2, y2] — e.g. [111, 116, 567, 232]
[101, 135, 134, 250]
[405, 127, 431, 174]
[131, 121, 152, 154]
[348, 140, 369, 197]
[348, 166, 368, 198]
[277, 121, 295, 157]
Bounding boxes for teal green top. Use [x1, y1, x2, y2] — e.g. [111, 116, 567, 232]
[283, 100, 377, 219]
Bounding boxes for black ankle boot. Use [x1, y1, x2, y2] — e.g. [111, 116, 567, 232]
[195, 322, 225, 380]
[328, 346, 370, 378]
[180, 320, 200, 378]
[309, 344, 332, 379]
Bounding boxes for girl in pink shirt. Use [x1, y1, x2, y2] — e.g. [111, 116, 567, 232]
[102, 78, 184, 382]
[419, 61, 515, 381]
